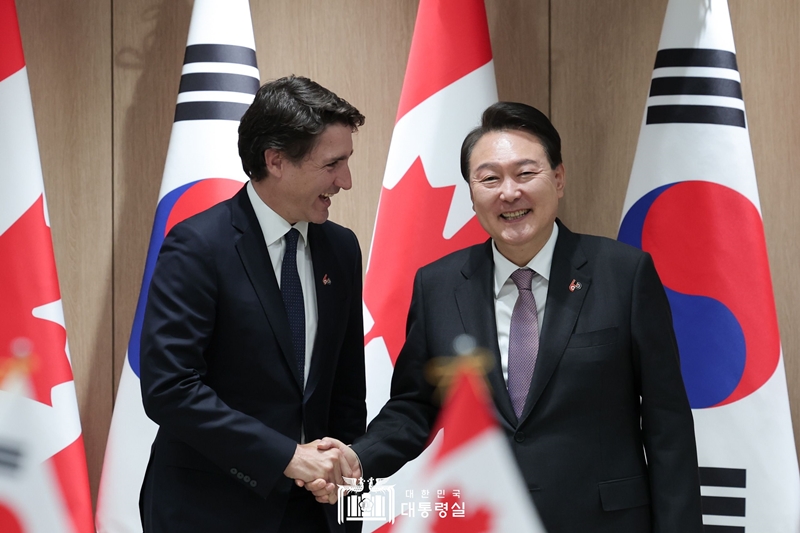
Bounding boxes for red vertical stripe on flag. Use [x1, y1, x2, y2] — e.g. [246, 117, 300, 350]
[0, 0, 25, 82]
[53, 436, 94, 532]
[0, 504, 23, 533]
[395, 0, 493, 121]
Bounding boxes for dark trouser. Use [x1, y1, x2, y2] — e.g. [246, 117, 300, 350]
[278, 484, 329, 533]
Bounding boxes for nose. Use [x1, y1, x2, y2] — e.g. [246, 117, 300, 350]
[498, 175, 520, 202]
[335, 163, 353, 190]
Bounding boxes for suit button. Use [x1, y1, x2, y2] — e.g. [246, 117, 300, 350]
[244, 475, 251, 482]
[237, 472, 244, 479]
[514, 432, 525, 443]
[230, 468, 238, 475]
[250, 480, 257, 487]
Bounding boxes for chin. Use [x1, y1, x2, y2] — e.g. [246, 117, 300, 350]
[310, 212, 329, 224]
[500, 226, 534, 242]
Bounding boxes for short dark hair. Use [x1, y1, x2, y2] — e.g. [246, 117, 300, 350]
[460, 102, 562, 181]
[238, 75, 365, 181]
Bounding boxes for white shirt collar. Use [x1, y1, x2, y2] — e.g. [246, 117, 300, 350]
[246, 181, 309, 246]
[492, 222, 559, 297]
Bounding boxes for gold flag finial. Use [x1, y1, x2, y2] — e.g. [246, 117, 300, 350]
[424, 334, 494, 404]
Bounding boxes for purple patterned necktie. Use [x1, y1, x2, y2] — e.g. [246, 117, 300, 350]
[508, 268, 539, 419]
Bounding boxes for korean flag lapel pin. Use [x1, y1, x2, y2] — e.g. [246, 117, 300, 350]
[569, 279, 582, 292]
[322, 274, 332, 286]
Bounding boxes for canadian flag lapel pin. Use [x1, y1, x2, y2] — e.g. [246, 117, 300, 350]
[322, 274, 331, 286]
[569, 279, 582, 292]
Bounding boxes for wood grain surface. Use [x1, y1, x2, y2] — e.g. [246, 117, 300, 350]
[14, 0, 799, 505]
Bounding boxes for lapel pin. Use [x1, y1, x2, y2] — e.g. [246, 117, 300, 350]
[569, 279, 582, 292]
[322, 274, 332, 286]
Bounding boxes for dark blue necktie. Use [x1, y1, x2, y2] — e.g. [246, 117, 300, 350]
[281, 228, 305, 382]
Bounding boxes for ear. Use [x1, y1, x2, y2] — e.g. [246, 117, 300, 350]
[264, 148, 284, 178]
[467, 180, 476, 212]
[554, 163, 566, 198]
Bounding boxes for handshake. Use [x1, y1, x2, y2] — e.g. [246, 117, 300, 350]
[283, 437, 361, 504]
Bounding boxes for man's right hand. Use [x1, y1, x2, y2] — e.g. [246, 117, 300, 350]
[282, 440, 343, 486]
[298, 438, 362, 504]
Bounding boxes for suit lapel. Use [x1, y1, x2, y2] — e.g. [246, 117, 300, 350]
[231, 188, 303, 389]
[304, 224, 346, 401]
[519, 221, 590, 422]
[454, 241, 518, 427]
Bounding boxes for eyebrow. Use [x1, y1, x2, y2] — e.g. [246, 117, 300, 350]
[323, 149, 354, 165]
[472, 158, 543, 174]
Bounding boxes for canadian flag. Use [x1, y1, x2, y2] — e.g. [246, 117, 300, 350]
[387, 364, 546, 533]
[95, 1, 259, 531]
[362, 2, 494, 517]
[0, 0, 94, 532]
[618, 0, 800, 531]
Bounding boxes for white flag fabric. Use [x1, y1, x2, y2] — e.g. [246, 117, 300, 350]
[95, 2, 259, 531]
[0, 0, 94, 531]
[360, 2, 495, 526]
[618, 1, 800, 531]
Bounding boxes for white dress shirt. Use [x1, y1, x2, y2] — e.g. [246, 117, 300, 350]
[246, 181, 317, 387]
[493, 222, 559, 384]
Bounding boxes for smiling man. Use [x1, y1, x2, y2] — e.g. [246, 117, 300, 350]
[139, 76, 367, 533]
[315, 102, 703, 532]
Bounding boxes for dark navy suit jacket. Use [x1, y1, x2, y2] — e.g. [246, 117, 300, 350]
[140, 186, 366, 533]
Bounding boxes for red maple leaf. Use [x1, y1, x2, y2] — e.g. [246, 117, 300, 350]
[0, 196, 72, 405]
[0, 196, 93, 531]
[364, 157, 487, 363]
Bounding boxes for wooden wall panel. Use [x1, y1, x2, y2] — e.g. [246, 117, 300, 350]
[17, 0, 113, 505]
[730, 0, 800, 457]
[551, 0, 667, 235]
[112, 0, 193, 395]
[487, 0, 550, 112]
[552, 0, 800, 458]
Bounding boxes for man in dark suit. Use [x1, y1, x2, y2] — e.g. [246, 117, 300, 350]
[139, 75, 367, 533]
[313, 102, 703, 532]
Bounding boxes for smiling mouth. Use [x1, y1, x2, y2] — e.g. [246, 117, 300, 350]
[320, 193, 334, 200]
[500, 209, 530, 220]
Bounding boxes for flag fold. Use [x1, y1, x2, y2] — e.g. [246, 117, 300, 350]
[95, 2, 259, 531]
[361, 2, 496, 528]
[0, 0, 94, 531]
[619, 1, 800, 530]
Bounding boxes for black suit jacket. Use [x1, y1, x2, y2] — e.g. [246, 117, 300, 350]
[139, 186, 366, 533]
[352, 220, 702, 533]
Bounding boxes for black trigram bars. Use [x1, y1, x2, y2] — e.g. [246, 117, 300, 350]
[174, 43, 259, 122]
[646, 48, 745, 128]
[0, 441, 22, 474]
[701, 466, 746, 533]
